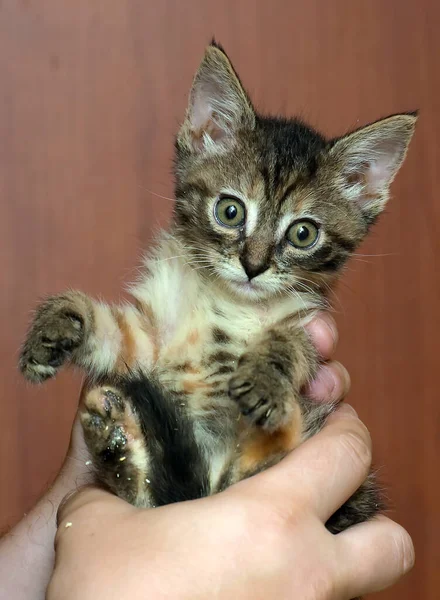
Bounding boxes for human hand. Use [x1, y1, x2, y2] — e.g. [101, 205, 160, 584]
[48, 404, 414, 600]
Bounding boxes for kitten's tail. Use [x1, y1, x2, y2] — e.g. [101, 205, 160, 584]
[119, 371, 210, 506]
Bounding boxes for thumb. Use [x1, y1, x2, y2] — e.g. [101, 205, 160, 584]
[56, 485, 133, 538]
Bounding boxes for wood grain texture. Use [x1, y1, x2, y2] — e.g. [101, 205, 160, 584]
[0, 1, 438, 597]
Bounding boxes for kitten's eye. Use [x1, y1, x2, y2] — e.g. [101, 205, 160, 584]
[214, 196, 246, 228]
[286, 220, 319, 249]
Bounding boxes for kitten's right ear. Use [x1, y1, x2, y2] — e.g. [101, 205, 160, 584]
[178, 42, 255, 153]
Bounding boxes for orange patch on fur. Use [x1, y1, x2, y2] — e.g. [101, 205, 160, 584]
[181, 374, 208, 394]
[187, 329, 200, 345]
[135, 300, 159, 363]
[238, 408, 303, 473]
[112, 308, 136, 371]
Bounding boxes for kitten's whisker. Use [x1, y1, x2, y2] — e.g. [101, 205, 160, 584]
[294, 281, 317, 297]
[186, 256, 213, 262]
[295, 277, 333, 310]
[154, 254, 188, 263]
[295, 288, 331, 311]
[320, 281, 344, 313]
[188, 265, 211, 271]
[187, 254, 214, 261]
[295, 279, 318, 294]
[285, 286, 317, 319]
[138, 186, 175, 203]
[186, 259, 214, 267]
[350, 258, 375, 265]
[354, 252, 397, 258]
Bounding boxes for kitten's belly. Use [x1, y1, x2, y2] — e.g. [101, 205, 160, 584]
[153, 307, 247, 409]
[130, 271, 317, 490]
[148, 310, 248, 490]
[135, 274, 316, 407]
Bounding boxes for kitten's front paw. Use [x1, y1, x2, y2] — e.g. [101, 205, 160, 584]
[229, 353, 294, 431]
[19, 294, 85, 382]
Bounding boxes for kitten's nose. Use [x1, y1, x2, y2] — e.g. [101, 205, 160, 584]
[239, 257, 269, 281]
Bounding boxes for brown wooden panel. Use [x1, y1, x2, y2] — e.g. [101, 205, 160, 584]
[1, 1, 438, 597]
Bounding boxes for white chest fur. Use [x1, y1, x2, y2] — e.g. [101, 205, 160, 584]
[130, 234, 318, 370]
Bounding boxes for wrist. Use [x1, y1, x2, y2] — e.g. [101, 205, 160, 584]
[0, 416, 93, 600]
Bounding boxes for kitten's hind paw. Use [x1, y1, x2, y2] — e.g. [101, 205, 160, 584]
[80, 386, 151, 506]
[81, 387, 132, 455]
[19, 293, 87, 382]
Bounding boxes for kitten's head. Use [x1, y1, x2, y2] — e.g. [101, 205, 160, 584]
[173, 42, 416, 301]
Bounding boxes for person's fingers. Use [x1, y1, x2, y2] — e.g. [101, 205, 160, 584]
[253, 404, 372, 522]
[336, 515, 415, 597]
[305, 312, 338, 359]
[57, 486, 108, 525]
[304, 361, 351, 402]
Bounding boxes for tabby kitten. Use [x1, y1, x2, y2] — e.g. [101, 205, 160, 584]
[20, 42, 416, 531]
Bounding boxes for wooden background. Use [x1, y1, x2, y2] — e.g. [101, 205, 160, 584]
[1, 1, 438, 597]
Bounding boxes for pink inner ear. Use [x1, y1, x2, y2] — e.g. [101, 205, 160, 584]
[337, 116, 415, 204]
[349, 141, 403, 198]
[190, 80, 229, 145]
[365, 136, 404, 192]
[366, 158, 392, 193]
[190, 83, 214, 133]
[191, 116, 227, 150]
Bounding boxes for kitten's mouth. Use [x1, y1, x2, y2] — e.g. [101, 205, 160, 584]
[226, 277, 270, 299]
[234, 280, 259, 290]
[211, 264, 274, 298]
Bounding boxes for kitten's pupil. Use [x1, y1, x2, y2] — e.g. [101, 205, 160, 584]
[225, 205, 237, 220]
[297, 226, 310, 241]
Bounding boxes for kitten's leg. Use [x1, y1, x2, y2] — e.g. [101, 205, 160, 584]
[80, 385, 153, 507]
[228, 322, 382, 537]
[19, 291, 154, 382]
[229, 321, 318, 432]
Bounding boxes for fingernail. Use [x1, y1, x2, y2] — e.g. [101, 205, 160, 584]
[337, 403, 358, 418]
[322, 316, 338, 346]
[305, 314, 338, 358]
[308, 365, 337, 400]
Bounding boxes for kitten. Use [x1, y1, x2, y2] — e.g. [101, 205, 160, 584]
[19, 42, 416, 531]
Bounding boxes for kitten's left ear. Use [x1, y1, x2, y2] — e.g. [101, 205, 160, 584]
[178, 42, 256, 153]
[329, 113, 417, 221]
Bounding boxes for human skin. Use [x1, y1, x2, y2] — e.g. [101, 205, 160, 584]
[0, 314, 413, 599]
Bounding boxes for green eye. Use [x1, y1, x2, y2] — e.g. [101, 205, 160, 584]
[214, 196, 246, 228]
[286, 220, 319, 249]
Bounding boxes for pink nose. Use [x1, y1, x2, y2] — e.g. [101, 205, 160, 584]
[239, 257, 269, 280]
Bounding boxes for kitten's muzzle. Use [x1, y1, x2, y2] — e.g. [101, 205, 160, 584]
[239, 256, 270, 281]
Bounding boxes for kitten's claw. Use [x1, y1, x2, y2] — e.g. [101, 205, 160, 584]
[229, 354, 293, 431]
